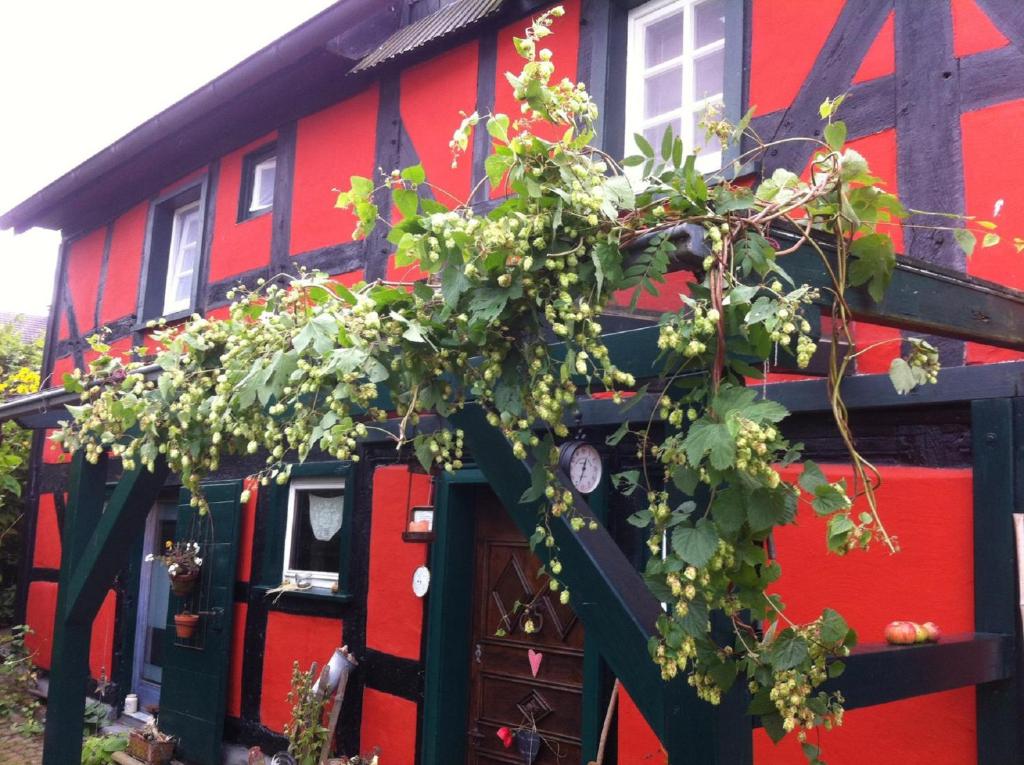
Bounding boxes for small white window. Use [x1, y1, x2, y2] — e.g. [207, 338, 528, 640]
[282, 477, 345, 590]
[162, 201, 202, 315]
[626, 0, 727, 174]
[249, 156, 277, 213]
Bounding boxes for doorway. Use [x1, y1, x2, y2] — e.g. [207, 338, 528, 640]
[421, 473, 605, 765]
[466, 491, 585, 764]
[131, 500, 177, 714]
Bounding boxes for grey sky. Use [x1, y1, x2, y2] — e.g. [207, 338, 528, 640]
[0, 0, 337, 317]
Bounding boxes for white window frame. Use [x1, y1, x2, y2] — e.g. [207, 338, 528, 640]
[162, 201, 202, 315]
[282, 477, 346, 590]
[249, 156, 277, 213]
[625, 0, 726, 174]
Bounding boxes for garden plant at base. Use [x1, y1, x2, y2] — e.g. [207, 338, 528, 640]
[53, 7, 986, 762]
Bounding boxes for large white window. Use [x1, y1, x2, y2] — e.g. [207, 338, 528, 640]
[162, 201, 202, 315]
[282, 477, 345, 590]
[248, 156, 277, 213]
[626, 0, 727, 173]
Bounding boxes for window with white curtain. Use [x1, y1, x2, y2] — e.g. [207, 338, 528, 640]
[625, 0, 727, 173]
[249, 156, 277, 213]
[282, 478, 345, 590]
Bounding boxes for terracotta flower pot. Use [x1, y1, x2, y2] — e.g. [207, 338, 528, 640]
[169, 568, 199, 596]
[174, 612, 200, 640]
[127, 730, 175, 765]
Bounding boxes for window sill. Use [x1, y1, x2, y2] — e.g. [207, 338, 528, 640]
[252, 584, 354, 605]
[133, 306, 197, 332]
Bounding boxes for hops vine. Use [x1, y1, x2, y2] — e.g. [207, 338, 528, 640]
[53, 8, 968, 761]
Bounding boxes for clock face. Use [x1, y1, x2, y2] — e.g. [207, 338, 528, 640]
[412, 565, 431, 598]
[566, 442, 602, 495]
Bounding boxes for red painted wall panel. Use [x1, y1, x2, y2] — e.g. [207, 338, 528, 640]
[401, 41, 479, 207]
[951, 0, 1009, 58]
[359, 688, 418, 762]
[291, 86, 380, 256]
[62, 228, 106, 338]
[25, 581, 57, 669]
[260, 611, 343, 732]
[752, 465, 975, 763]
[227, 602, 248, 719]
[962, 99, 1024, 363]
[209, 133, 276, 283]
[851, 12, 894, 84]
[98, 201, 147, 324]
[33, 494, 62, 570]
[89, 591, 117, 681]
[24, 582, 114, 681]
[617, 686, 668, 764]
[364, 465, 431, 661]
[236, 476, 258, 583]
[749, 0, 845, 116]
[490, 0, 580, 198]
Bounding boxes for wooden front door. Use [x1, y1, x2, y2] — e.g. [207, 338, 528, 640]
[467, 491, 585, 764]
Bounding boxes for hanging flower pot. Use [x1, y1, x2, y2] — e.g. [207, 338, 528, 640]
[169, 568, 199, 596]
[515, 730, 542, 764]
[173, 612, 200, 640]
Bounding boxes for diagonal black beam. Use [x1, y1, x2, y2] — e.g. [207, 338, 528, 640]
[974, 0, 1024, 51]
[763, 0, 892, 174]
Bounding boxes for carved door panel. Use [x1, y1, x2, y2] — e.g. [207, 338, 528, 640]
[467, 490, 585, 765]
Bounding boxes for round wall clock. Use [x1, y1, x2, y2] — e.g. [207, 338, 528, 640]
[558, 441, 603, 495]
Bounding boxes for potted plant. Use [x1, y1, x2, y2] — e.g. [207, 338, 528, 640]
[146, 540, 203, 595]
[127, 723, 175, 765]
[173, 611, 200, 640]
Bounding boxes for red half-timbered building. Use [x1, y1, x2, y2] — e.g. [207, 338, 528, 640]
[2, 1, 1024, 763]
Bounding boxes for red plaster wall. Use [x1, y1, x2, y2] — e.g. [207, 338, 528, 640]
[24, 581, 56, 669]
[951, 0, 1009, 58]
[227, 602, 248, 719]
[364, 465, 431, 661]
[359, 688, 418, 762]
[748, 0, 845, 117]
[98, 201, 147, 324]
[962, 99, 1024, 364]
[236, 476, 258, 583]
[851, 12, 894, 84]
[208, 133, 276, 283]
[32, 494, 61, 570]
[617, 687, 668, 765]
[291, 86, 380, 256]
[24, 582, 115, 681]
[401, 41, 479, 207]
[260, 611, 343, 732]
[61, 228, 106, 338]
[752, 465, 975, 764]
[490, 0, 581, 198]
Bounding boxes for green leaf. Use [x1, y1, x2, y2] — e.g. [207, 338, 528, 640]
[767, 628, 810, 671]
[486, 114, 510, 143]
[954, 227, 977, 258]
[519, 460, 548, 503]
[671, 518, 719, 567]
[819, 608, 849, 644]
[440, 265, 470, 308]
[413, 435, 434, 472]
[799, 461, 827, 492]
[823, 120, 847, 151]
[392, 188, 418, 218]
[485, 154, 511, 188]
[761, 712, 787, 743]
[683, 419, 736, 471]
[711, 489, 746, 535]
[627, 508, 653, 528]
[848, 233, 895, 302]
[634, 133, 654, 158]
[400, 164, 425, 185]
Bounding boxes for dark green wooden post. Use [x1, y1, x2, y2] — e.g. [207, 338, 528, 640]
[43, 454, 170, 765]
[44, 452, 108, 765]
[972, 399, 1023, 763]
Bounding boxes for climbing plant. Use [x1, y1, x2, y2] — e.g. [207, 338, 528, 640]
[54, 8, 986, 761]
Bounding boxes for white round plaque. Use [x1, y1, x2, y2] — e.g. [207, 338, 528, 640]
[412, 565, 431, 598]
